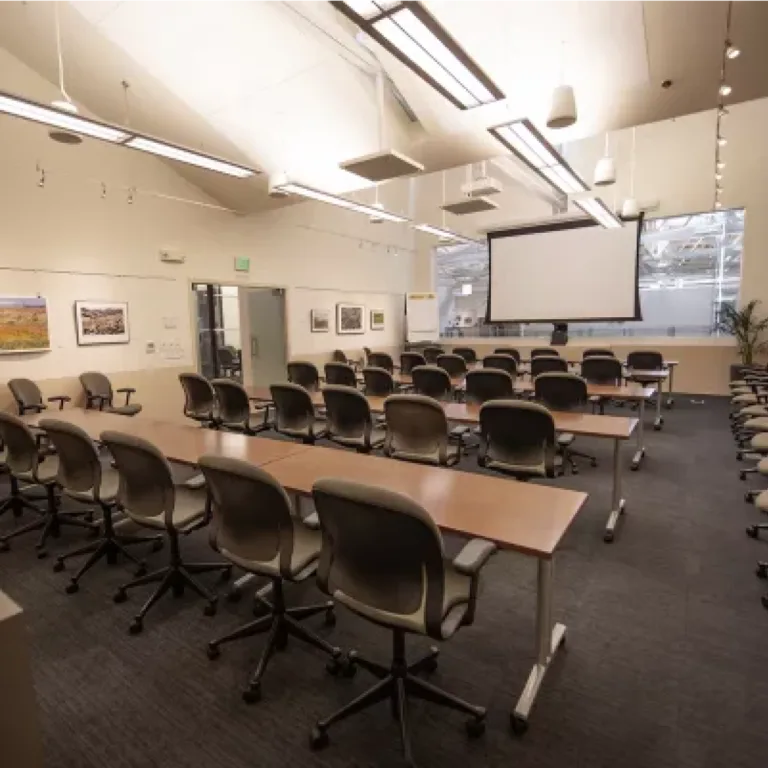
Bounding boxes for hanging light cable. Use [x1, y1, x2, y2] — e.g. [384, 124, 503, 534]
[622, 127, 640, 218]
[49, 4, 83, 144]
[714, 1, 737, 211]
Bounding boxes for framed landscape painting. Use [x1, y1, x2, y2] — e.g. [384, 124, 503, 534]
[0, 295, 51, 353]
[75, 300, 130, 345]
[310, 309, 330, 333]
[336, 303, 364, 335]
[370, 309, 385, 331]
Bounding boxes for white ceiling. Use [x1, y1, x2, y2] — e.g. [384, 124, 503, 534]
[0, 1, 765, 214]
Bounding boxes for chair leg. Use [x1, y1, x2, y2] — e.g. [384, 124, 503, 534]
[394, 677, 414, 766]
[405, 675, 485, 719]
[315, 676, 394, 731]
[284, 615, 338, 657]
[207, 614, 273, 656]
[127, 570, 176, 634]
[0, 516, 46, 551]
[286, 601, 333, 621]
[242, 620, 281, 702]
[177, 565, 218, 615]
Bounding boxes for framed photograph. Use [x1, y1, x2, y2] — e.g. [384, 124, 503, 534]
[370, 309, 385, 331]
[0, 295, 51, 354]
[336, 303, 365, 335]
[310, 308, 330, 333]
[75, 300, 130, 346]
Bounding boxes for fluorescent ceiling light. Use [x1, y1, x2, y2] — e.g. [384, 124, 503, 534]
[126, 137, 253, 178]
[574, 197, 623, 229]
[332, 1, 503, 110]
[413, 223, 478, 243]
[277, 181, 409, 223]
[488, 118, 589, 198]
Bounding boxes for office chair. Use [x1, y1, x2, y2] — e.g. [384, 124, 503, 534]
[179, 373, 218, 427]
[332, 349, 362, 372]
[216, 346, 242, 378]
[0, 435, 46, 525]
[531, 347, 558, 359]
[437, 353, 468, 379]
[400, 351, 426, 374]
[465, 369, 515, 405]
[453, 346, 477, 364]
[422, 345, 444, 365]
[494, 347, 521, 363]
[626, 350, 665, 425]
[478, 400, 561, 480]
[40, 419, 161, 593]
[530, 355, 568, 377]
[287, 360, 321, 392]
[200, 456, 344, 701]
[0, 413, 96, 555]
[580, 356, 624, 414]
[7, 379, 70, 415]
[583, 348, 615, 359]
[309, 478, 495, 759]
[322, 385, 385, 453]
[80, 371, 142, 416]
[534, 372, 597, 473]
[383, 394, 464, 466]
[270, 383, 327, 443]
[368, 352, 395, 373]
[411, 365, 455, 402]
[482, 354, 518, 376]
[102, 431, 231, 634]
[211, 379, 270, 434]
[324, 362, 358, 387]
[362, 366, 396, 397]
[363, 346, 372, 365]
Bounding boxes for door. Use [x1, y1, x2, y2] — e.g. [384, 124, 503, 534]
[243, 288, 287, 387]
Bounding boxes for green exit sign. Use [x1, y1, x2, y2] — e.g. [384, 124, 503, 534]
[234, 256, 250, 272]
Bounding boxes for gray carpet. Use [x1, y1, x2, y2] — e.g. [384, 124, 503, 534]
[1, 396, 767, 768]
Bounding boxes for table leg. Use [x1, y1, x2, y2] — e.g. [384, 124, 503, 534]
[665, 366, 675, 409]
[653, 382, 664, 431]
[511, 558, 566, 734]
[604, 438, 626, 542]
[631, 397, 646, 470]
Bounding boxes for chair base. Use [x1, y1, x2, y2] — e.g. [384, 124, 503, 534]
[310, 631, 485, 766]
[564, 448, 598, 475]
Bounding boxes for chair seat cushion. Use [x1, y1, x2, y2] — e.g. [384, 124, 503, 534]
[66, 466, 120, 504]
[131, 487, 207, 531]
[107, 403, 142, 417]
[737, 405, 768, 418]
[733, 394, 761, 405]
[730, 387, 753, 396]
[756, 490, 768, 513]
[758, 457, 768, 476]
[744, 417, 768, 432]
[730, 380, 748, 388]
[750, 432, 768, 452]
[16, 455, 59, 485]
[557, 433, 575, 446]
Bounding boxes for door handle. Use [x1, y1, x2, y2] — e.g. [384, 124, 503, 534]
[251, 337, 259, 357]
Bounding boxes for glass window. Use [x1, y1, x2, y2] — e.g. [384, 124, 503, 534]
[436, 209, 744, 339]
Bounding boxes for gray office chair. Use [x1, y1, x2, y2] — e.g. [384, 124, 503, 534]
[626, 350, 664, 372]
[8, 379, 70, 415]
[332, 349, 361, 372]
[583, 348, 615, 359]
[0, 435, 49, 526]
[211, 379, 270, 434]
[41, 419, 161, 592]
[368, 352, 395, 373]
[80, 371, 142, 416]
[534, 372, 597, 473]
[270, 383, 327, 443]
[0, 413, 96, 555]
[102, 431, 231, 634]
[308, 478, 495, 759]
[478, 400, 560, 480]
[324, 362, 357, 387]
[287, 361, 321, 392]
[199, 456, 343, 701]
[400, 352, 426, 374]
[494, 347, 521, 363]
[411, 365, 454, 402]
[179, 373, 218, 427]
[383, 394, 462, 466]
[530, 355, 568, 377]
[465, 369, 515, 405]
[422, 345, 444, 365]
[322, 385, 385, 453]
[453, 347, 477, 364]
[362, 366, 395, 397]
[216, 346, 241, 378]
[531, 347, 558, 359]
[580, 355, 624, 414]
[482, 354, 518, 376]
[437, 353, 468, 379]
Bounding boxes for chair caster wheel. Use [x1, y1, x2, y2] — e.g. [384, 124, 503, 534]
[203, 601, 217, 617]
[324, 608, 336, 627]
[113, 589, 128, 604]
[242, 683, 261, 704]
[466, 716, 486, 738]
[0, 541, 9, 553]
[36, 549, 48, 560]
[134, 565, 147, 578]
[309, 726, 329, 750]
[603, 531, 615, 543]
[740, 471, 747, 481]
[326, 652, 355, 677]
[736, 454, 743, 461]
[128, 619, 143, 635]
[219, 566, 232, 582]
[746, 492, 755, 503]
[53, 559, 65, 573]
[590, 458, 598, 467]
[756, 564, 768, 579]
[422, 656, 438, 674]
[510, 714, 528, 736]
[226, 589, 243, 603]
[151, 539, 164, 553]
[747, 526, 759, 539]
[65, 581, 79, 595]
[206, 644, 221, 660]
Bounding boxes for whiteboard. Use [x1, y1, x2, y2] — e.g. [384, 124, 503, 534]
[406, 292, 439, 342]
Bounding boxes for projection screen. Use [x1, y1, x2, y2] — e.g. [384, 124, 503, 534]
[487, 217, 643, 323]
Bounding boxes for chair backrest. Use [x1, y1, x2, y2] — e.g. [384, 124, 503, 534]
[583, 348, 615, 359]
[179, 373, 215, 419]
[465, 369, 515, 405]
[7, 379, 43, 415]
[482, 354, 518, 375]
[322, 385, 372, 442]
[493, 347, 521, 363]
[531, 348, 558, 359]
[211, 378, 251, 425]
[534, 372, 588, 411]
[0, 412, 40, 476]
[627, 350, 664, 371]
[422, 346, 444, 365]
[479, 400, 556, 478]
[324, 362, 357, 387]
[400, 352, 426, 374]
[312, 477, 446, 637]
[287, 361, 320, 391]
[39, 418, 102, 498]
[362, 367, 395, 397]
[217, 347, 235, 366]
[367, 352, 394, 373]
[99, 431, 176, 527]
[80, 371, 113, 406]
[270, 383, 315, 434]
[436, 354, 467, 378]
[363, 347, 372, 364]
[332, 349, 348, 363]
[452, 347, 477, 364]
[581, 356, 623, 385]
[530, 355, 568, 377]
[384, 394, 450, 465]
[411, 365, 453, 401]
[198, 455, 296, 577]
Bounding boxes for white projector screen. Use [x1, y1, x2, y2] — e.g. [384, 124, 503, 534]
[487, 218, 642, 323]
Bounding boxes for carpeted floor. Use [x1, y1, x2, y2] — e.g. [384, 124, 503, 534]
[1, 396, 767, 768]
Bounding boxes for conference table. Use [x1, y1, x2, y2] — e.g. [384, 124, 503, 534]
[23, 407, 588, 733]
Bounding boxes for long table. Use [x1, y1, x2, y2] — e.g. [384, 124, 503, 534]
[23, 408, 587, 732]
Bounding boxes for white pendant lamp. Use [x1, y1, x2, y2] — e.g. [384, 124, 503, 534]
[594, 133, 616, 186]
[547, 42, 577, 129]
[621, 127, 639, 217]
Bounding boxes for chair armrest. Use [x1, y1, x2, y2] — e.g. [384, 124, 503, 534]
[116, 387, 136, 405]
[47, 395, 71, 411]
[452, 538, 497, 575]
[86, 394, 107, 410]
[20, 403, 46, 415]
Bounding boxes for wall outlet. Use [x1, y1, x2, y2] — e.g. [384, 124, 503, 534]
[160, 249, 185, 263]
[146, 341, 156, 354]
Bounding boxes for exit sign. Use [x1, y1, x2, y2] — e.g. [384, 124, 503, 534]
[234, 256, 250, 272]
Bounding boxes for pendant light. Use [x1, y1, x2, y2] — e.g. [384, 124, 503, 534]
[547, 41, 577, 129]
[594, 132, 616, 186]
[621, 127, 640, 218]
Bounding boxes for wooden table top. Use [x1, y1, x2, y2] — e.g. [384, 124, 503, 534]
[263, 446, 587, 557]
[22, 409, 311, 468]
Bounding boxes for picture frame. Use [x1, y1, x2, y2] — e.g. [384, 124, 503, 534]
[336, 303, 365, 335]
[0, 295, 51, 354]
[310, 308, 330, 333]
[75, 300, 130, 346]
[370, 309, 385, 331]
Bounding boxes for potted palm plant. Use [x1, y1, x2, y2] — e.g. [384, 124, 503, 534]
[717, 299, 768, 378]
